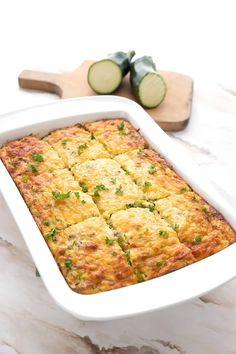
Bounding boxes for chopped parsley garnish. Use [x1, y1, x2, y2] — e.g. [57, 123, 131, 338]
[192, 195, 199, 202]
[77, 272, 84, 280]
[95, 184, 107, 191]
[45, 228, 57, 241]
[110, 177, 117, 185]
[125, 250, 132, 265]
[135, 270, 145, 282]
[156, 261, 163, 267]
[21, 175, 29, 183]
[52, 191, 71, 200]
[93, 190, 100, 197]
[79, 182, 88, 193]
[32, 153, 44, 162]
[43, 221, 50, 227]
[61, 139, 68, 146]
[74, 191, 80, 199]
[116, 232, 124, 245]
[159, 163, 165, 170]
[112, 251, 117, 257]
[201, 206, 208, 214]
[148, 165, 157, 175]
[194, 236, 202, 244]
[28, 164, 38, 173]
[117, 121, 125, 130]
[65, 259, 73, 270]
[159, 230, 169, 238]
[144, 181, 152, 188]
[137, 147, 144, 154]
[115, 185, 124, 195]
[77, 142, 88, 155]
[171, 223, 179, 231]
[180, 187, 188, 194]
[105, 237, 114, 246]
[148, 204, 155, 212]
[89, 134, 95, 140]
[81, 200, 86, 204]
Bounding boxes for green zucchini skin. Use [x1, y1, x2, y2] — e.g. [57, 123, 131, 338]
[130, 56, 167, 108]
[88, 51, 135, 94]
[107, 50, 136, 77]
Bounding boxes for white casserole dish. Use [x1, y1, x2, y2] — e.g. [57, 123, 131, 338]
[0, 96, 236, 321]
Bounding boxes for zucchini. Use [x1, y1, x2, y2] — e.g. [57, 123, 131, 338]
[130, 56, 167, 109]
[88, 50, 135, 94]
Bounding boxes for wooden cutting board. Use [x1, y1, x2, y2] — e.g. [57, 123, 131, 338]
[18, 60, 193, 131]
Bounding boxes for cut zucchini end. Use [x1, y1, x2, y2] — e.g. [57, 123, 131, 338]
[138, 73, 167, 109]
[87, 60, 122, 94]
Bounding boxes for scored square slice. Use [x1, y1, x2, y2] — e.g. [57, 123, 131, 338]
[0, 136, 65, 178]
[15, 169, 99, 236]
[47, 217, 137, 294]
[110, 207, 194, 282]
[155, 192, 236, 260]
[72, 158, 143, 217]
[85, 119, 147, 155]
[44, 125, 110, 167]
[115, 149, 189, 200]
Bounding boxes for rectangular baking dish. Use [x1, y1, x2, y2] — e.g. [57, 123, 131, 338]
[0, 96, 236, 321]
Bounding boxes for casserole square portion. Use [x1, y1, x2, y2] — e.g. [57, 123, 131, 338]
[85, 119, 147, 155]
[72, 158, 143, 218]
[115, 149, 189, 200]
[48, 217, 137, 294]
[0, 136, 65, 178]
[44, 125, 110, 167]
[155, 192, 236, 260]
[15, 169, 99, 236]
[110, 207, 195, 281]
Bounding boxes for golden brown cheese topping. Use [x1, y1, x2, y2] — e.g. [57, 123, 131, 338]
[44, 125, 110, 167]
[115, 149, 189, 200]
[110, 208, 194, 281]
[0, 136, 65, 178]
[0, 118, 235, 294]
[48, 217, 137, 294]
[155, 192, 235, 260]
[72, 158, 143, 217]
[85, 119, 147, 155]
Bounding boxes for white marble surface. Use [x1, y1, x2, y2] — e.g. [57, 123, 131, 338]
[1, 1, 236, 353]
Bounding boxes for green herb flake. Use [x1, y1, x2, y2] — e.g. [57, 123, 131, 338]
[61, 139, 68, 146]
[21, 175, 29, 183]
[148, 165, 157, 175]
[171, 223, 179, 231]
[81, 199, 86, 204]
[93, 190, 100, 197]
[89, 135, 95, 141]
[105, 236, 114, 246]
[125, 250, 132, 266]
[180, 187, 188, 194]
[201, 206, 208, 214]
[160, 163, 165, 170]
[45, 228, 57, 241]
[76, 272, 84, 280]
[117, 121, 125, 131]
[135, 270, 145, 282]
[28, 164, 38, 173]
[194, 236, 202, 244]
[112, 251, 117, 257]
[159, 230, 169, 238]
[156, 261, 163, 267]
[148, 204, 155, 212]
[79, 182, 88, 193]
[65, 259, 73, 270]
[43, 221, 50, 227]
[192, 195, 199, 202]
[77, 142, 88, 155]
[115, 185, 124, 195]
[32, 153, 44, 162]
[74, 191, 80, 199]
[95, 184, 107, 191]
[52, 191, 71, 200]
[144, 181, 152, 188]
[137, 147, 144, 154]
[110, 177, 117, 185]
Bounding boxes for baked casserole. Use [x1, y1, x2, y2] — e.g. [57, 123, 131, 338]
[1, 119, 235, 294]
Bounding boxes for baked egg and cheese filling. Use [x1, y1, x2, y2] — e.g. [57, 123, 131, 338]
[0, 119, 235, 294]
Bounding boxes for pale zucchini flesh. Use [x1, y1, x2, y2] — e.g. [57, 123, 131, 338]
[88, 60, 122, 94]
[138, 73, 167, 108]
